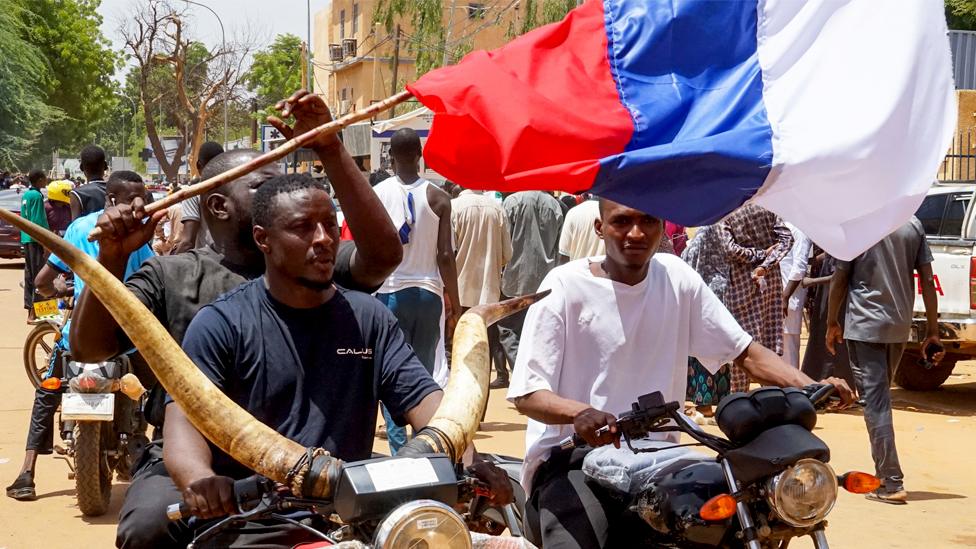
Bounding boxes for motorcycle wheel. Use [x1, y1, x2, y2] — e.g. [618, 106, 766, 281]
[23, 322, 59, 390]
[74, 422, 112, 517]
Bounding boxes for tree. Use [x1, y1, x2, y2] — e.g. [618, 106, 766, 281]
[374, 0, 446, 77]
[246, 34, 304, 121]
[0, 1, 59, 167]
[22, 0, 121, 167]
[947, 0, 976, 30]
[122, 0, 252, 181]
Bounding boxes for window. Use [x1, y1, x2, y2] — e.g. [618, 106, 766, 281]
[942, 192, 972, 237]
[915, 191, 975, 237]
[467, 2, 486, 19]
[916, 194, 949, 235]
[352, 3, 359, 35]
[341, 88, 347, 101]
[340, 9, 346, 40]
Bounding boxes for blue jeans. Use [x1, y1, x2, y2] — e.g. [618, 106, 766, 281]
[376, 288, 443, 453]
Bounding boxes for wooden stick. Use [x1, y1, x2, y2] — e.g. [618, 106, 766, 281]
[87, 90, 414, 242]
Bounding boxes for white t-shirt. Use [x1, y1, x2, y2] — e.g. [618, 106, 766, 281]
[507, 255, 752, 492]
[780, 223, 813, 335]
[558, 200, 605, 260]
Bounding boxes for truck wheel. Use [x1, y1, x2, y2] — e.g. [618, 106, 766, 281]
[893, 351, 956, 391]
[74, 422, 112, 516]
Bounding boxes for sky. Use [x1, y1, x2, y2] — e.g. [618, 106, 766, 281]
[97, 0, 328, 75]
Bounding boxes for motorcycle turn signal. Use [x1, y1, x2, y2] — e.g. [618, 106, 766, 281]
[839, 471, 881, 494]
[699, 493, 737, 521]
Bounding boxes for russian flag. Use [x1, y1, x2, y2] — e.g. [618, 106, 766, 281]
[408, 0, 956, 260]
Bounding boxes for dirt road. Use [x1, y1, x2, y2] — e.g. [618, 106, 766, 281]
[0, 259, 973, 548]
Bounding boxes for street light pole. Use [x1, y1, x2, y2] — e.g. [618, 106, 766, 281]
[122, 95, 137, 171]
[307, 0, 313, 92]
[184, 0, 228, 149]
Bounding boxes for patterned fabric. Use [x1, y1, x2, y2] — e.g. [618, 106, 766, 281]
[686, 359, 732, 406]
[682, 224, 733, 405]
[721, 204, 793, 392]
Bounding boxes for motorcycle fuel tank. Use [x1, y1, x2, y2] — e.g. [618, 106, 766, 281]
[634, 457, 732, 548]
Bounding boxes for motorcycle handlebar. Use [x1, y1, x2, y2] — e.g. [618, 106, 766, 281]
[166, 475, 271, 522]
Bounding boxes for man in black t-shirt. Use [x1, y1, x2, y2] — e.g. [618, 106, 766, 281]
[69, 145, 109, 220]
[70, 91, 405, 549]
[166, 174, 511, 545]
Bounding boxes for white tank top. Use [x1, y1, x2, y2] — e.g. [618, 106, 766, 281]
[373, 176, 443, 296]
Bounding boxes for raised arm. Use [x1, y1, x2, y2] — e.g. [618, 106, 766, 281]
[722, 223, 766, 265]
[267, 90, 402, 289]
[70, 199, 164, 362]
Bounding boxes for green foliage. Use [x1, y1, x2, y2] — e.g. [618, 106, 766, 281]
[0, 0, 61, 167]
[23, 0, 122, 166]
[947, 0, 976, 30]
[246, 33, 304, 120]
[374, 0, 445, 76]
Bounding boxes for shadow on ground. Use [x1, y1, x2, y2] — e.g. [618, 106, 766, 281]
[907, 490, 967, 502]
[891, 380, 976, 417]
[76, 482, 128, 525]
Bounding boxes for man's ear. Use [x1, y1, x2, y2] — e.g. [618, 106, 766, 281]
[594, 218, 604, 239]
[252, 225, 270, 254]
[206, 193, 230, 221]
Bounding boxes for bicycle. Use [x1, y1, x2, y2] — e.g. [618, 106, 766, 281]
[23, 281, 73, 390]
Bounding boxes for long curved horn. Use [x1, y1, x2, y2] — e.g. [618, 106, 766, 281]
[0, 209, 341, 497]
[400, 292, 549, 462]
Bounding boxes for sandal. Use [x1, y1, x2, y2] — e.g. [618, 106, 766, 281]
[865, 489, 907, 505]
[5, 472, 36, 501]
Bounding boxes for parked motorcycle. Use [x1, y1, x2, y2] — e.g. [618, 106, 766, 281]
[556, 384, 877, 548]
[46, 356, 149, 516]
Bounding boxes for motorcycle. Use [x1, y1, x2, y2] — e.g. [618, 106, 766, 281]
[45, 356, 150, 516]
[554, 384, 877, 548]
[168, 453, 531, 548]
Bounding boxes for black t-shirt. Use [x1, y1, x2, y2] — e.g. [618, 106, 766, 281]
[70, 180, 107, 216]
[125, 242, 366, 425]
[176, 279, 440, 478]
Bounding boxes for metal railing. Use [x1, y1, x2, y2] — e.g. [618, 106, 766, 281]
[940, 130, 976, 182]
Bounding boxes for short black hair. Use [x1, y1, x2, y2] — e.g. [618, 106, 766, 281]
[252, 173, 329, 229]
[28, 169, 46, 186]
[369, 169, 390, 186]
[390, 128, 422, 158]
[106, 170, 144, 194]
[79, 145, 106, 168]
[201, 149, 261, 182]
[197, 141, 224, 170]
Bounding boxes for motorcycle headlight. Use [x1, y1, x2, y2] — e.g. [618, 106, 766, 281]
[766, 459, 837, 527]
[373, 499, 472, 549]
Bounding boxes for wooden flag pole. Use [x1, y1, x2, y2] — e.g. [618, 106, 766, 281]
[88, 90, 414, 242]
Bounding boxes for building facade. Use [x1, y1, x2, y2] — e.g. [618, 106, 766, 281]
[312, 0, 523, 117]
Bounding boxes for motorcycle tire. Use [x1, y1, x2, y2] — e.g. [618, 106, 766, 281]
[74, 422, 113, 517]
[22, 322, 60, 390]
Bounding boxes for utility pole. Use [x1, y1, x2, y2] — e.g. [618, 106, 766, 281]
[390, 24, 400, 119]
[443, 0, 458, 66]
[306, 0, 313, 92]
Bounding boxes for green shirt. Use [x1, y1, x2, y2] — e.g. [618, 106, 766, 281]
[20, 188, 49, 244]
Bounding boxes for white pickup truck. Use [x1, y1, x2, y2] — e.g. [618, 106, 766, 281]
[899, 183, 976, 390]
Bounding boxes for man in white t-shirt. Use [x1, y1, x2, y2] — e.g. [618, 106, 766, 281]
[558, 197, 604, 263]
[508, 198, 853, 548]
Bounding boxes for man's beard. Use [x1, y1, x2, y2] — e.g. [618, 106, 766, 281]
[297, 276, 334, 291]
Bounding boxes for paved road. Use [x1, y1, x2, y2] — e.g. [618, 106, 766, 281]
[0, 259, 973, 548]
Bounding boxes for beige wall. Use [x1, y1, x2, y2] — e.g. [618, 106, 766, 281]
[313, 1, 520, 117]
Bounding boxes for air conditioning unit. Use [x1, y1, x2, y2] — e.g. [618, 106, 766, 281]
[342, 38, 357, 58]
[329, 44, 343, 62]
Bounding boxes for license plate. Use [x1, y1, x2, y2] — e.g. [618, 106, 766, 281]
[32, 299, 59, 319]
[62, 393, 114, 421]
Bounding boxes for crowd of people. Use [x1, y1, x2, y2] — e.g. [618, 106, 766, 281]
[2, 90, 943, 548]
